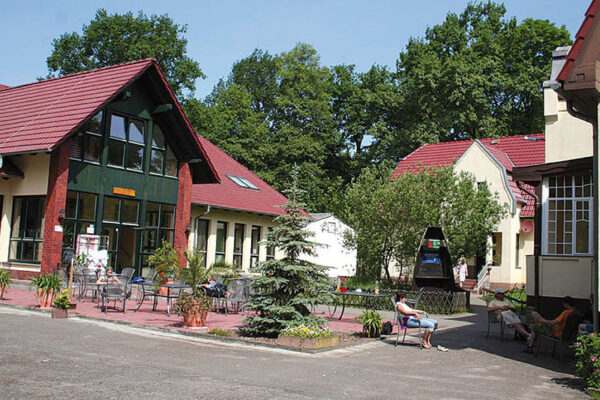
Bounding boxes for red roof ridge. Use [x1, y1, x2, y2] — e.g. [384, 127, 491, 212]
[557, 0, 600, 83]
[0, 58, 156, 93]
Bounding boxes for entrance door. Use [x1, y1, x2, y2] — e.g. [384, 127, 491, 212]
[101, 196, 140, 273]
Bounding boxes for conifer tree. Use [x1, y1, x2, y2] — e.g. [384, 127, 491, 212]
[241, 168, 332, 337]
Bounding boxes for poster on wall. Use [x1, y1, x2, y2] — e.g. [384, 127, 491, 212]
[75, 234, 109, 273]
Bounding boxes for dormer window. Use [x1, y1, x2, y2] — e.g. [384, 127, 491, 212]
[227, 174, 258, 190]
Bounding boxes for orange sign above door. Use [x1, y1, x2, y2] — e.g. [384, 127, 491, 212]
[113, 187, 136, 197]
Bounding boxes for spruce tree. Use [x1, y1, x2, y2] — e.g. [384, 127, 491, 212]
[241, 168, 332, 337]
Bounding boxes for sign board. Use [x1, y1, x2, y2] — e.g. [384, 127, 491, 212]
[113, 187, 136, 197]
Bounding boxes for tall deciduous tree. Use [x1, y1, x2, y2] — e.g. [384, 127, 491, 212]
[47, 9, 203, 98]
[386, 1, 570, 159]
[241, 168, 332, 338]
[343, 165, 507, 279]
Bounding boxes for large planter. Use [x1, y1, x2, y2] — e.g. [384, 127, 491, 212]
[51, 308, 68, 319]
[276, 335, 340, 350]
[158, 278, 174, 296]
[183, 309, 208, 328]
[37, 289, 56, 308]
[0, 283, 6, 300]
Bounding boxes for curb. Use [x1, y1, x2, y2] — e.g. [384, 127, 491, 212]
[0, 302, 377, 355]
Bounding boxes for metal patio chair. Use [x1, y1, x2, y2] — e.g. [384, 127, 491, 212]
[100, 274, 132, 313]
[392, 289, 424, 348]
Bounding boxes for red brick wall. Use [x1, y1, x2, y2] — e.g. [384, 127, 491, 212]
[174, 162, 191, 267]
[8, 269, 40, 280]
[40, 140, 70, 274]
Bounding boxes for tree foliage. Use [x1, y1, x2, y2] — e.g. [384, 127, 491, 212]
[342, 165, 507, 279]
[189, 2, 569, 211]
[387, 1, 570, 158]
[47, 9, 204, 98]
[241, 168, 332, 338]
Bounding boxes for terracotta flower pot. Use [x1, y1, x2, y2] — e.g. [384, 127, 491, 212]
[158, 278, 174, 296]
[37, 288, 47, 308]
[45, 289, 56, 308]
[0, 283, 6, 300]
[183, 309, 208, 328]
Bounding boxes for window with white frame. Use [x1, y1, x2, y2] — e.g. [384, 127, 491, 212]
[543, 175, 593, 255]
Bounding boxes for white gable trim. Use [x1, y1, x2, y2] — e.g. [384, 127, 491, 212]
[455, 140, 517, 215]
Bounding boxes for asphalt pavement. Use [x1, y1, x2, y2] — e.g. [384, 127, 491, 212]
[0, 299, 589, 400]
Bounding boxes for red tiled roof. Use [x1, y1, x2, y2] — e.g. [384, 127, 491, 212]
[518, 182, 536, 217]
[0, 84, 10, 91]
[192, 136, 289, 216]
[557, 0, 600, 83]
[392, 134, 545, 178]
[0, 59, 154, 155]
[392, 134, 545, 217]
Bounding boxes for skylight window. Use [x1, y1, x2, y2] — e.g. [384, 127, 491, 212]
[227, 174, 259, 190]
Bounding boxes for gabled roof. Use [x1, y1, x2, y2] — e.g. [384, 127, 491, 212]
[310, 213, 333, 221]
[0, 59, 218, 183]
[392, 134, 545, 217]
[192, 136, 289, 216]
[0, 84, 10, 91]
[392, 134, 545, 177]
[557, 0, 600, 83]
[0, 59, 153, 155]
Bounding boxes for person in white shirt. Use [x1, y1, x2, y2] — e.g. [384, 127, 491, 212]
[396, 291, 439, 349]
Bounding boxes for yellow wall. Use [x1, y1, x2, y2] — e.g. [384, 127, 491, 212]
[526, 255, 593, 299]
[544, 87, 593, 162]
[188, 205, 281, 273]
[0, 154, 50, 269]
[455, 143, 530, 287]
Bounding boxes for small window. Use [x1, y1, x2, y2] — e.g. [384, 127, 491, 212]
[215, 222, 227, 264]
[227, 175, 259, 190]
[70, 110, 103, 163]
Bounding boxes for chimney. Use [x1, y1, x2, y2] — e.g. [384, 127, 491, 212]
[543, 46, 570, 89]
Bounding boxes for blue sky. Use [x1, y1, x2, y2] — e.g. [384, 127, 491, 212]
[0, 0, 592, 99]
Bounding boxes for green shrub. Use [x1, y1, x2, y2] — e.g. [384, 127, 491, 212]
[207, 328, 232, 337]
[280, 326, 334, 339]
[53, 290, 70, 309]
[0, 269, 11, 288]
[356, 310, 383, 338]
[574, 334, 600, 389]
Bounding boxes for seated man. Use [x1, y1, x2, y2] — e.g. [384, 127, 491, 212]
[525, 296, 577, 352]
[488, 288, 530, 341]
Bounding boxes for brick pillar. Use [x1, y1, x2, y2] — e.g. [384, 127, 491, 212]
[41, 140, 70, 274]
[174, 162, 192, 268]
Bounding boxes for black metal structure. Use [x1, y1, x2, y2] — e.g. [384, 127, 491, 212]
[413, 226, 456, 290]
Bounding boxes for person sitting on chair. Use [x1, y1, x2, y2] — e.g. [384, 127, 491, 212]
[488, 288, 530, 341]
[525, 296, 577, 353]
[396, 291, 440, 349]
[96, 267, 122, 285]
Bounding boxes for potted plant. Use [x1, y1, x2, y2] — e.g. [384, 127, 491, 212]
[31, 273, 62, 308]
[356, 310, 383, 338]
[0, 269, 11, 300]
[52, 290, 70, 318]
[173, 251, 212, 328]
[148, 241, 180, 296]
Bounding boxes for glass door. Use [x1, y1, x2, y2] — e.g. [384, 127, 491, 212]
[101, 196, 139, 273]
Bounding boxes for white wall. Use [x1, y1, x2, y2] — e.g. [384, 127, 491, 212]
[300, 215, 357, 277]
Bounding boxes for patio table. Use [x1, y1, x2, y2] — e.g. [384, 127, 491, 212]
[329, 291, 392, 320]
[153, 283, 191, 317]
[133, 281, 157, 312]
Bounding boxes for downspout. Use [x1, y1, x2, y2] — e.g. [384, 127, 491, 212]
[566, 100, 599, 333]
[517, 182, 541, 310]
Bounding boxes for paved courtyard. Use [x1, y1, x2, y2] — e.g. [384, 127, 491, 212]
[0, 292, 589, 399]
